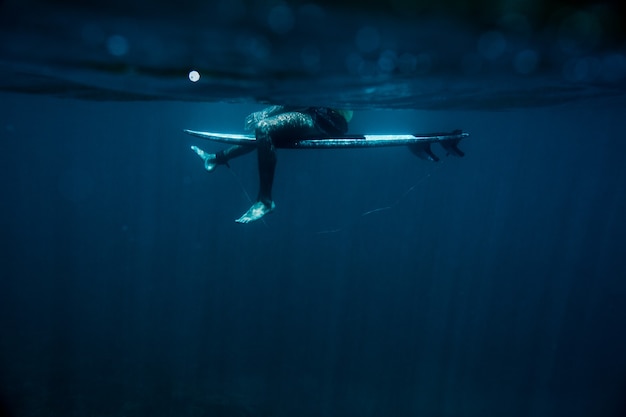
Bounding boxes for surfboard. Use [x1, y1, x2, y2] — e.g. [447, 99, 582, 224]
[183, 129, 469, 161]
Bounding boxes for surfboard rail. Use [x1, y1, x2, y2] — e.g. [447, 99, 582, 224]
[184, 129, 468, 147]
[183, 129, 469, 161]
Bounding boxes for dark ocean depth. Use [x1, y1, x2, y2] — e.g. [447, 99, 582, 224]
[1, 0, 626, 416]
[1, 95, 626, 417]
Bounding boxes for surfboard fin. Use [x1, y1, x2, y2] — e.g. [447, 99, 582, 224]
[408, 143, 440, 162]
[440, 138, 465, 157]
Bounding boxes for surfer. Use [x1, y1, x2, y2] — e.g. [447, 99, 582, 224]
[192, 106, 353, 223]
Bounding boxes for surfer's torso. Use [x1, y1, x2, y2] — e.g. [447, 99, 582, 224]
[255, 106, 352, 137]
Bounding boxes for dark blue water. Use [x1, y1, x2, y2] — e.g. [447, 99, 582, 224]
[1, 1, 626, 417]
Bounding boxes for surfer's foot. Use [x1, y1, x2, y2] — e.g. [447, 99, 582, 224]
[236, 201, 275, 224]
[191, 146, 217, 172]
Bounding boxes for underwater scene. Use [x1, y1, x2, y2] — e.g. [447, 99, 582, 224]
[1, 0, 626, 416]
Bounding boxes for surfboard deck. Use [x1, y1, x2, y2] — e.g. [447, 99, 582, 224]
[183, 129, 469, 149]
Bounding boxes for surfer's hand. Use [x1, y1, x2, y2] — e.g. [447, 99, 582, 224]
[244, 112, 263, 131]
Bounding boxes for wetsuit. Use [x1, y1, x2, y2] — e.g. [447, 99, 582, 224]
[214, 106, 352, 217]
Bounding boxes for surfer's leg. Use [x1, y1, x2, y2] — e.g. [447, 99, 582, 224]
[191, 145, 254, 172]
[235, 122, 276, 223]
[236, 112, 316, 223]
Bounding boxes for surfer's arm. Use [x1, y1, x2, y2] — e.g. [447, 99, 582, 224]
[245, 106, 287, 130]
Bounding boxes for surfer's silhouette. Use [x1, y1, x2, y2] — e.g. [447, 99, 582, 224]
[192, 106, 353, 223]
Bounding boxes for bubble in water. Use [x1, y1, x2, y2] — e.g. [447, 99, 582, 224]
[397, 53, 416, 74]
[514, 49, 539, 74]
[378, 50, 397, 73]
[189, 70, 200, 82]
[478, 31, 506, 61]
[301, 45, 320, 71]
[601, 54, 626, 82]
[268, 4, 294, 35]
[558, 11, 602, 55]
[563, 57, 600, 82]
[355, 26, 381, 54]
[237, 35, 271, 60]
[106, 35, 129, 57]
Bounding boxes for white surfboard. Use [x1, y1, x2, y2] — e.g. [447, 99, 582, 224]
[183, 129, 469, 161]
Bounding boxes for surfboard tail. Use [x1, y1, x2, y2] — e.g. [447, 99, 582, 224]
[409, 143, 440, 162]
[408, 129, 466, 162]
[441, 138, 465, 157]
